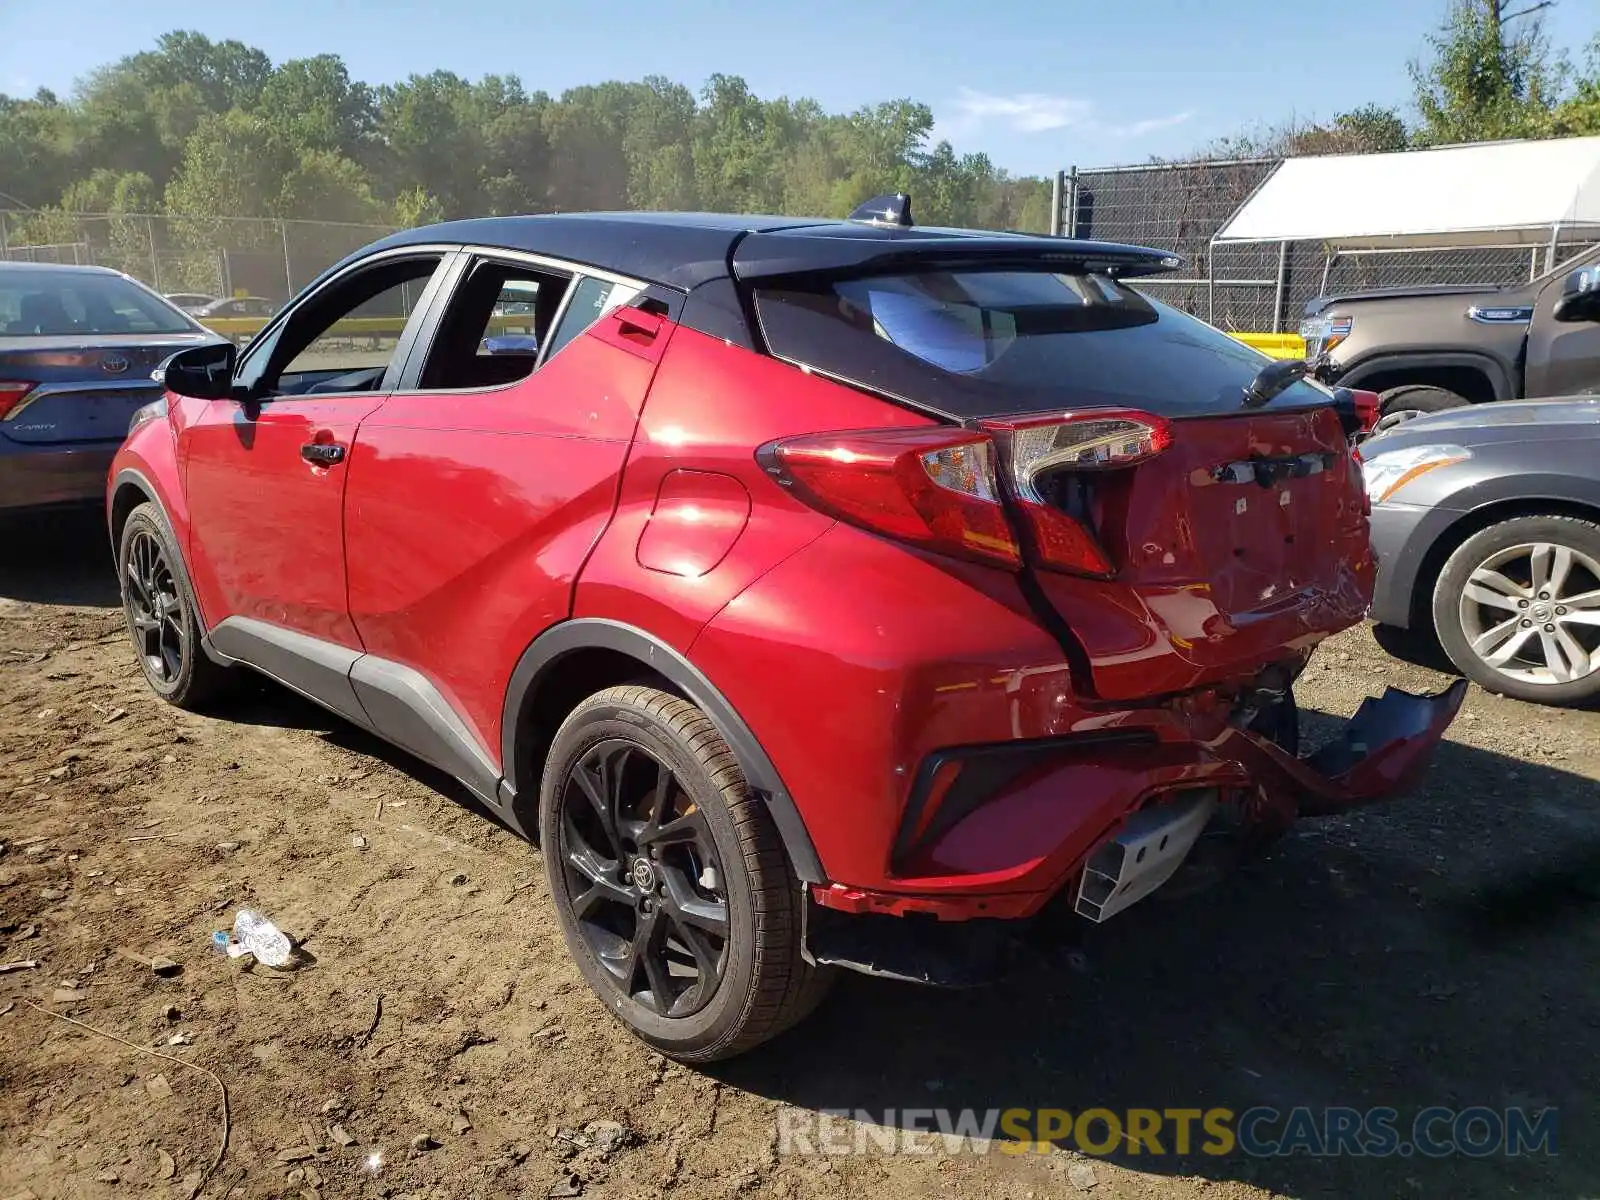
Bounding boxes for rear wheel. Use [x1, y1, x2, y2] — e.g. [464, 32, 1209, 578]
[1373, 385, 1469, 434]
[1432, 514, 1600, 705]
[539, 685, 833, 1062]
[117, 502, 234, 709]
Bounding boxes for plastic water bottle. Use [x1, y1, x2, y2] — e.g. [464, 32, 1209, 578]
[221, 909, 292, 967]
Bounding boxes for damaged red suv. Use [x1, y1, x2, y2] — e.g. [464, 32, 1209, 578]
[109, 198, 1462, 1061]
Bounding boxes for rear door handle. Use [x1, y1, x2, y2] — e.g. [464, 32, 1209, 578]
[301, 442, 346, 466]
[614, 308, 664, 339]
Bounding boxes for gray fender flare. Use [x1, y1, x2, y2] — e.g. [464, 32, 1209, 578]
[499, 618, 825, 883]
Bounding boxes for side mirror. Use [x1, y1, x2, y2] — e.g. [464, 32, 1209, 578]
[1553, 266, 1600, 323]
[154, 342, 237, 400]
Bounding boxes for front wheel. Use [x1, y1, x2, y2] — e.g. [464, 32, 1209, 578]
[1432, 514, 1600, 705]
[538, 685, 833, 1061]
[117, 502, 235, 710]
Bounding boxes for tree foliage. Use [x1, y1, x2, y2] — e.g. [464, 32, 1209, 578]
[0, 30, 1050, 235]
[1, 9, 1598, 245]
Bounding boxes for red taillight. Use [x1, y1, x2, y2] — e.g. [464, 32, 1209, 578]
[760, 427, 1022, 568]
[981, 409, 1173, 577]
[1350, 389, 1380, 432]
[0, 381, 36, 420]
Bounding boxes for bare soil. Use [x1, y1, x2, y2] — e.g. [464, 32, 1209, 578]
[3, 510, 1598, 1200]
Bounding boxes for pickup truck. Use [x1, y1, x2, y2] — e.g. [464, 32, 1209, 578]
[1302, 243, 1600, 431]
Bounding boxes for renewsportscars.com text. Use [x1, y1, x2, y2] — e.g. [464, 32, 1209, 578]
[777, 1106, 1558, 1159]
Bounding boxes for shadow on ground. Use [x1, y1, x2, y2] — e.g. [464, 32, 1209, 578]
[0, 508, 120, 607]
[717, 724, 1598, 1199]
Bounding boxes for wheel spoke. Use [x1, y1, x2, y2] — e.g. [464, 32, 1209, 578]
[1538, 628, 1579, 683]
[639, 809, 707, 849]
[1529, 543, 1572, 597]
[1465, 567, 1527, 611]
[1470, 615, 1523, 656]
[1483, 625, 1536, 667]
[571, 752, 624, 856]
[124, 561, 153, 611]
[628, 911, 673, 1014]
[661, 869, 729, 936]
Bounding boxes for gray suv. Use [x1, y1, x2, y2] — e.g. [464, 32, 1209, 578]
[1302, 243, 1600, 429]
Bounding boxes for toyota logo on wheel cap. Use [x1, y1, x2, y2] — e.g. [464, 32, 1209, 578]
[101, 353, 131, 375]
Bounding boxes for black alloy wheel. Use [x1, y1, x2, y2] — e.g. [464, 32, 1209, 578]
[539, 685, 833, 1061]
[117, 501, 234, 709]
[557, 738, 730, 1018]
[123, 527, 186, 686]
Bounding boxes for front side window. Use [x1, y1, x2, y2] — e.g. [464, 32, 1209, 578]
[238, 255, 442, 398]
[0, 270, 196, 336]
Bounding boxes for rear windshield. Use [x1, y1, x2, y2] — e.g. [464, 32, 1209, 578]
[752, 269, 1331, 419]
[0, 270, 196, 337]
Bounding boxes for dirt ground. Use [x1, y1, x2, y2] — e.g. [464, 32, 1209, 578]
[3, 511, 1598, 1200]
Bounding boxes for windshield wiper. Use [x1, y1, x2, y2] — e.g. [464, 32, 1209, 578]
[1241, 358, 1310, 410]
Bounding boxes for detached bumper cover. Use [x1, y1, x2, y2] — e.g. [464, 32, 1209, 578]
[1209, 679, 1468, 818]
[812, 680, 1467, 922]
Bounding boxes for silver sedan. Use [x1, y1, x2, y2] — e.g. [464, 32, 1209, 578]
[1362, 398, 1600, 706]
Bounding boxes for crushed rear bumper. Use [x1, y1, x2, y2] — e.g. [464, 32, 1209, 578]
[808, 679, 1467, 926]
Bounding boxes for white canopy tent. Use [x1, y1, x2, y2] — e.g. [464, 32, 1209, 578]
[1208, 136, 1600, 326]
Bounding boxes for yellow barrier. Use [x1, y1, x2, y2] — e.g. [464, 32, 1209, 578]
[1231, 332, 1306, 359]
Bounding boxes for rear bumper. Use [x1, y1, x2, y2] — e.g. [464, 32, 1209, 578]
[809, 679, 1466, 923]
[0, 439, 118, 512]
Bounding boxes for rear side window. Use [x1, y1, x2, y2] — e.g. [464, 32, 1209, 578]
[0, 270, 195, 336]
[752, 270, 1331, 419]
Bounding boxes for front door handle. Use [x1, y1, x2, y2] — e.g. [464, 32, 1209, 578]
[301, 442, 346, 466]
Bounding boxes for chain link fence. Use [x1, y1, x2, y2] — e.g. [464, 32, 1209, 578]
[1057, 160, 1598, 333]
[0, 212, 397, 304]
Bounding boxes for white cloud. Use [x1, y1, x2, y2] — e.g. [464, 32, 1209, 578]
[1108, 110, 1195, 138]
[944, 88, 1094, 136]
[940, 88, 1194, 144]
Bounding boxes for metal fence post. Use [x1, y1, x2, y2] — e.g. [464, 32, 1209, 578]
[1049, 171, 1063, 237]
[1066, 166, 1079, 238]
[146, 216, 161, 292]
[1271, 240, 1289, 333]
[282, 221, 294, 297]
[0, 212, 8, 262]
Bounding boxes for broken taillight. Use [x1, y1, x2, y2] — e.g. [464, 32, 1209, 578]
[981, 410, 1173, 577]
[762, 410, 1174, 577]
[759, 427, 1022, 568]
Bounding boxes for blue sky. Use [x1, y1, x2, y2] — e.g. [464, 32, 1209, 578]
[1, 0, 1594, 175]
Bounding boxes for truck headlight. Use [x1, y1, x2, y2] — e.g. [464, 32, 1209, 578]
[1359, 443, 1471, 505]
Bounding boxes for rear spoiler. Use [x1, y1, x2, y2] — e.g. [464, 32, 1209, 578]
[731, 230, 1183, 283]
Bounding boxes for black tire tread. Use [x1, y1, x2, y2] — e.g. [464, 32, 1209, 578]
[552, 684, 832, 1060]
[1377, 384, 1469, 415]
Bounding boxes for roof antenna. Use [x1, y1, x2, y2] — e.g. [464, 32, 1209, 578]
[849, 193, 914, 227]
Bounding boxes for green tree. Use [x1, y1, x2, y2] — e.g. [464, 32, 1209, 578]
[257, 55, 376, 163]
[1554, 36, 1600, 134]
[1410, 0, 1563, 144]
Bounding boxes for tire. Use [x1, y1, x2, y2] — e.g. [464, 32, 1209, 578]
[117, 502, 235, 710]
[1373, 385, 1470, 434]
[539, 685, 834, 1061]
[1432, 514, 1600, 706]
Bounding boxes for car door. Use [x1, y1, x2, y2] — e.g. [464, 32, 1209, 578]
[181, 248, 455, 718]
[341, 250, 666, 794]
[1526, 246, 1600, 397]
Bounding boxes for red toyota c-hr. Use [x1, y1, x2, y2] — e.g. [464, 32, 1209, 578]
[109, 199, 1463, 1061]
